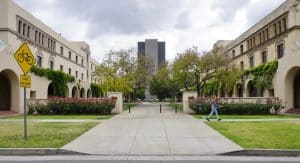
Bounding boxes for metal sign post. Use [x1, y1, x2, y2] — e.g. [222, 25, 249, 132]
[13, 43, 35, 140]
[24, 87, 27, 139]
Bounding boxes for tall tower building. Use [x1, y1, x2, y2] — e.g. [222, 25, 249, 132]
[138, 39, 165, 75]
[137, 39, 165, 99]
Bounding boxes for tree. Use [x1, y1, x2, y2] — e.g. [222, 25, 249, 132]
[171, 46, 230, 96]
[150, 63, 179, 100]
[93, 49, 136, 100]
[171, 47, 200, 92]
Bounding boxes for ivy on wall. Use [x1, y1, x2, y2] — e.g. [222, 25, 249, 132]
[243, 60, 278, 90]
[31, 65, 75, 97]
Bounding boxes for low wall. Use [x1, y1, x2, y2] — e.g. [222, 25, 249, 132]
[108, 92, 123, 114]
[182, 92, 197, 113]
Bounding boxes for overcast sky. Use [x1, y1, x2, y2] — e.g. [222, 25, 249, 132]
[14, 0, 285, 62]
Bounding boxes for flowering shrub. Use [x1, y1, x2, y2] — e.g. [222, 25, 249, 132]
[189, 97, 283, 115]
[28, 97, 117, 115]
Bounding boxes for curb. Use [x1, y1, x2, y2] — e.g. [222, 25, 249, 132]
[0, 148, 86, 155]
[221, 149, 300, 157]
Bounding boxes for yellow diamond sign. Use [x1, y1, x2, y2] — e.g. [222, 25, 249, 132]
[14, 43, 36, 75]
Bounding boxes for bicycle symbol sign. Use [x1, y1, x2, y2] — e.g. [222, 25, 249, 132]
[14, 43, 36, 75]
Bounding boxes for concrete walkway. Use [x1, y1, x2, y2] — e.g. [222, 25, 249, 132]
[62, 103, 242, 155]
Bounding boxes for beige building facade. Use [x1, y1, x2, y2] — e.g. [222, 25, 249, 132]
[0, 0, 100, 113]
[212, 0, 300, 110]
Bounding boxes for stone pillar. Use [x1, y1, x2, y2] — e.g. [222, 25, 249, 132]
[182, 91, 197, 114]
[108, 92, 123, 114]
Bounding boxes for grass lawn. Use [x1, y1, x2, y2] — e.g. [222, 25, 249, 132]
[123, 103, 138, 111]
[207, 121, 300, 149]
[193, 114, 300, 119]
[168, 103, 183, 111]
[0, 122, 98, 148]
[5, 115, 113, 120]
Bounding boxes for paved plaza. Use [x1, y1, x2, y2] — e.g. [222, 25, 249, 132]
[62, 103, 242, 155]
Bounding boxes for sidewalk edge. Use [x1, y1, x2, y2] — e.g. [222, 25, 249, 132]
[220, 149, 300, 157]
[0, 148, 87, 155]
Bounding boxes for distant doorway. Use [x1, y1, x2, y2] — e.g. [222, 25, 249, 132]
[247, 81, 257, 97]
[0, 73, 10, 110]
[236, 83, 243, 97]
[72, 86, 78, 98]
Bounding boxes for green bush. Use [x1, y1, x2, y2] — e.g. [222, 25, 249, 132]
[29, 98, 116, 115]
[189, 98, 283, 115]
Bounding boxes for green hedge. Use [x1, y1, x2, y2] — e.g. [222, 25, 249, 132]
[28, 98, 116, 115]
[189, 99, 282, 115]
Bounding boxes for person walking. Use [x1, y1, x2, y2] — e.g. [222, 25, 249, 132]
[206, 96, 221, 121]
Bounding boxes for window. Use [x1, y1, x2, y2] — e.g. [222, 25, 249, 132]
[38, 32, 41, 43]
[18, 20, 22, 33]
[60, 65, 63, 71]
[274, 24, 277, 36]
[81, 59, 84, 65]
[283, 18, 287, 31]
[49, 61, 54, 70]
[87, 70, 89, 79]
[60, 46, 64, 55]
[27, 26, 30, 38]
[261, 51, 267, 63]
[262, 31, 265, 42]
[37, 56, 42, 67]
[68, 51, 72, 59]
[53, 41, 56, 51]
[81, 73, 84, 80]
[42, 35, 44, 45]
[75, 56, 78, 63]
[240, 45, 244, 54]
[48, 38, 50, 48]
[259, 33, 262, 43]
[30, 91, 36, 99]
[278, 21, 282, 33]
[232, 50, 235, 58]
[23, 23, 26, 36]
[75, 71, 78, 78]
[35, 31, 38, 42]
[240, 61, 244, 71]
[277, 43, 284, 59]
[68, 68, 71, 75]
[249, 56, 254, 67]
[266, 29, 269, 39]
[91, 64, 93, 71]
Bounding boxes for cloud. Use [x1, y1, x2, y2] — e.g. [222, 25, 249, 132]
[13, 0, 287, 62]
[211, 0, 250, 23]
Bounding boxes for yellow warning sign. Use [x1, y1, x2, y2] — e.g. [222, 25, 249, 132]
[14, 43, 36, 75]
[20, 75, 31, 88]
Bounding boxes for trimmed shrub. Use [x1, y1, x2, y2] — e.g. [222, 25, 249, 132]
[189, 98, 283, 115]
[29, 98, 116, 115]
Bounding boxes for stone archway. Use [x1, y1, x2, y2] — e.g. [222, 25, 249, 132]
[80, 88, 85, 98]
[72, 86, 78, 98]
[87, 89, 92, 98]
[285, 67, 300, 108]
[47, 82, 56, 98]
[0, 73, 11, 110]
[235, 83, 243, 97]
[295, 73, 300, 108]
[0, 69, 19, 112]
